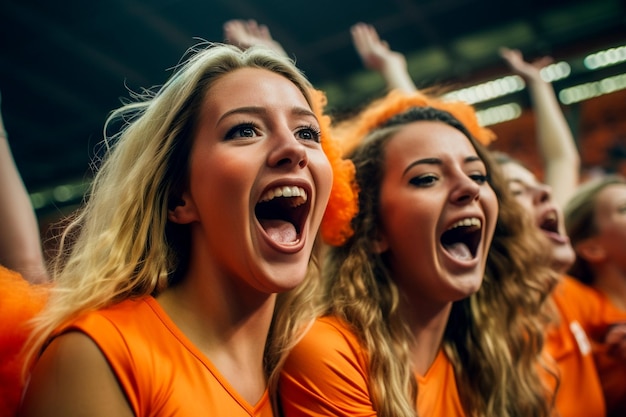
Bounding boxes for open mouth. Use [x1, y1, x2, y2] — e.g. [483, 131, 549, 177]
[441, 218, 482, 261]
[539, 211, 559, 234]
[255, 185, 310, 245]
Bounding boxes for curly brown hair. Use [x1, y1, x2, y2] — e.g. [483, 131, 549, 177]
[270, 99, 558, 417]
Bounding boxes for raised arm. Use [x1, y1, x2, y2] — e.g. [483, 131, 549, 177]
[350, 22, 417, 93]
[500, 47, 580, 207]
[223, 19, 288, 58]
[0, 93, 49, 283]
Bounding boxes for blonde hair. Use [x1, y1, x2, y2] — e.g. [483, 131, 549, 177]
[270, 95, 557, 417]
[23, 42, 324, 373]
[565, 174, 626, 284]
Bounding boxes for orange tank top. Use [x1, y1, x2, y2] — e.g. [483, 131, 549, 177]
[280, 316, 467, 416]
[61, 297, 272, 417]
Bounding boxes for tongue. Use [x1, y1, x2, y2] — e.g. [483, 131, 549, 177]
[260, 219, 297, 243]
[444, 242, 472, 260]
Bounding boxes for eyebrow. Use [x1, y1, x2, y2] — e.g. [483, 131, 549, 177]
[402, 155, 482, 176]
[507, 178, 536, 188]
[217, 106, 316, 123]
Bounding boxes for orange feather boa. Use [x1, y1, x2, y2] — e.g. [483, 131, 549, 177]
[311, 89, 359, 246]
[0, 266, 48, 417]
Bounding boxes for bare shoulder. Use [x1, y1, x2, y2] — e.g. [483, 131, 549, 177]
[19, 331, 134, 417]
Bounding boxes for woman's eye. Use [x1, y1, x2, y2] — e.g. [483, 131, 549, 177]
[296, 125, 321, 143]
[470, 174, 488, 184]
[225, 123, 258, 140]
[508, 186, 526, 197]
[409, 174, 437, 187]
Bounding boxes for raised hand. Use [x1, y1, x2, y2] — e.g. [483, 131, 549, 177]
[223, 19, 288, 57]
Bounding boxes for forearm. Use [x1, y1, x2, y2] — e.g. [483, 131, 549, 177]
[380, 62, 417, 93]
[350, 23, 417, 95]
[0, 134, 48, 283]
[526, 78, 580, 205]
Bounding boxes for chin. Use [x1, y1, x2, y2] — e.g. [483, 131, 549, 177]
[451, 277, 483, 301]
[551, 247, 576, 274]
[264, 266, 310, 292]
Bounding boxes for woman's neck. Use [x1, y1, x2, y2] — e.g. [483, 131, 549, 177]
[401, 299, 452, 375]
[157, 270, 276, 405]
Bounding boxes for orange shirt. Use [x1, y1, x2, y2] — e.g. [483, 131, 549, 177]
[594, 326, 626, 417]
[279, 316, 466, 417]
[58, 297, 272, 417]
[416, 348, 465, 416]
[546, 275, 626, 417]
[0, 266, 47, 417]
[584, 287, 626, 417]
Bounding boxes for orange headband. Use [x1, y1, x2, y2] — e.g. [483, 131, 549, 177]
[319, 89, 495, 246]
[312, 89, 493, 246]
[337, 89, 496, 157]
[310, 89, 358, 246]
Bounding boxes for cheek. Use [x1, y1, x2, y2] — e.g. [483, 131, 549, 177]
[510, 194, 539, 225]
[386, 203, 434, 247]
[599, 222, 626, 246]
[310, 154, 333, 204]
[483, 189, 499, 236]
[188, 150, 254, 217]
[512, 194, 533, 213]
[196, 151, 253, 187]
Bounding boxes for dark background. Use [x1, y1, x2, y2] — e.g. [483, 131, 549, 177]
[1, 0, 625, 221]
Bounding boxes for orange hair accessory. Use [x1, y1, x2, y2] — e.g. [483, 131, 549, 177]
[337, 89, 496, 156]
[309, 89, 358, 246]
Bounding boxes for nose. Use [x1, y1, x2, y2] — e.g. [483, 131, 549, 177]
[450, 174, 481, 205]
[532, 183, 551, 205]
[267, 128, 308, 169]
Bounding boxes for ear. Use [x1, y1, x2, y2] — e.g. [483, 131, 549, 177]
[372, 229, 389, 254]
[167, 192, 198, 224]
[575, 238, 607, 264]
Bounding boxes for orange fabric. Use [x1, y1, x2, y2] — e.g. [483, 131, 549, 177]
[546, 275, 626, 417]
[0, 266, 48, 417]
[335, 90, 496, 157]
[311, 88, 358, 247]
[583, 287, 626, 417]
[594, 326, 626, 417]
[279, 316, 466, 417]
[416, 349, 466, 416]
[58, 297, 272, 417]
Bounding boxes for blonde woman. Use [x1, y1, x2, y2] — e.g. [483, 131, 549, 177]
[18, 42, 356, 416]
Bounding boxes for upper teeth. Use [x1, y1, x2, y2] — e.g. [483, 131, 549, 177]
[448, 217, 481, 230]
[260, 186, 308, 206]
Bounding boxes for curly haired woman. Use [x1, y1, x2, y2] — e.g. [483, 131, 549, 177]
[269, 91, 557, 417]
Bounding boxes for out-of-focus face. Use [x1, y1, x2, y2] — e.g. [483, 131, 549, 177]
[589, 183, 626, 272]
[376, 121, 498, 306]
[173, 67, 332, 295]
[500, 161, 575, 272]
